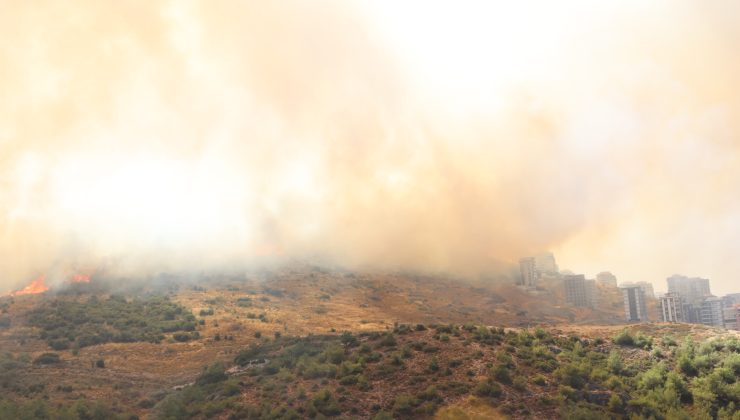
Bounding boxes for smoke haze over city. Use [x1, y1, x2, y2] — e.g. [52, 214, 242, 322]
[2, 0, 740, 294]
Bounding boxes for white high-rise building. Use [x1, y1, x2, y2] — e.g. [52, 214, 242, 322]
[700, 297, 724, 328]
[660, 293, 684, 323]
[667, 275, 711, 305]
[564, 274, 595, 308]
[722, 305, 739, 331]
[519, 257, 537, 288]
[621, 281, 655, 299]
[596, 272, 617, 287]
[621, 285, 648, 322]
[534, 253, 558, 275]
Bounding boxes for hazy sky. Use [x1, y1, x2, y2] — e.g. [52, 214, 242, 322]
[2, 1, 739, 294]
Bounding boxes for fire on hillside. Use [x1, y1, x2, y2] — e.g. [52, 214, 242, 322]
[4, 272, 92, 297]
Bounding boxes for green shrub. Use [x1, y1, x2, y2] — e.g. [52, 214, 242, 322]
[607, 350, 623, 374]
[722, 353, 740, 375]
[491, 364, 511, 384]
[428, 357, 440, 373]
[496, 352, 514, 368]
[28, 296, 196, 349]
[418, 385, 440, 402]
[533, 374, 547, 386]
[49, 339, 70, 351]
[607, 394, 623, 412]
[379, 333, 397, 347]
[392, 395, 419, 416]
[556, 362, 589, 389]
[33, 353, 60, 365]
[665, 371, 692, 403]
[339, 374, 358, 385]
[613, 330, 635, 346]
[236, 297, 253, 307]
[638, 364, 665, 390]
[310, 389, 341, 416]
[634, 333, 653, 349]
[196, 362, 227, 385]
[340, 332, 358, 347]
[474, 379, 502, 398]
[678, 353, 698, 376]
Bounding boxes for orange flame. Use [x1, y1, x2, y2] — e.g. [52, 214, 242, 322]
[71, 274, 91, 283]
[10, 276, 49, 296]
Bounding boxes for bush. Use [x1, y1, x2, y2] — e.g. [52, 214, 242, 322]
[491, 364, 511, 384]
[608, 394, 623, 412]
[607, 350, 623, 374]
[638, 364, 665, 390]
[473, 379, 502, 398]
[634, 333, 653, 349]
[95, 359, 105, 368]
[196, 362, 227, 385]
[665, 371, 692, 403]
[379, 333, 397, 347]
[533, 374, 547, 386]
[310, 389, 341, 416]
[28, 296, 196, 349]
[496, 351, 514, 368]
[678, 353, 698, 376]
[613, 330, 635, 346]
[33, 353, 60, 365]
[428, 357, 440, 373]
[340, 332, 358, 347]
[513, 376, 528, 391]
[418, 385, 440, 402]
[392, 395, 418, 416]
[236, 298, 253, 307]
[339, 374, 358, 385]
[49, 339, 70, 351]
[556, 363, 589, 389]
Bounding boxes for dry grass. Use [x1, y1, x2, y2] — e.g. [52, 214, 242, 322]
[0, 267, 690, 418]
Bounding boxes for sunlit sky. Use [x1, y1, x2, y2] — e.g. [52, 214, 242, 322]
[1, 1, 740, 294]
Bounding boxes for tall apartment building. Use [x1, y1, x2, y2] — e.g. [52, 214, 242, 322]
[659, 293, 685, 322]
[637, 281, 655, 299]
[534, 253, 559, 275]
[564, 274, 594, 308]
[519, 257, 537, 288]
[722, 293, 740, 308]
[700, 297, 724, 328]
[621, 285, 648, 322]
[667, 275, 711, 305]
[596, 271, 617, 287]
[722, 305, 739, 331]
[585, 279, 598, 307]
[621, 281, 655, 299]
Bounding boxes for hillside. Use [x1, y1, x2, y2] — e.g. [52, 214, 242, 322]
[0, 269, 735, 419]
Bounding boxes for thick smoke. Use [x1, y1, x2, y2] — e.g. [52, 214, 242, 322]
[2, 1, 740, 294]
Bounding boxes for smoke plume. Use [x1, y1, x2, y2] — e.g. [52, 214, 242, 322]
[2, 1, 740, 294]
